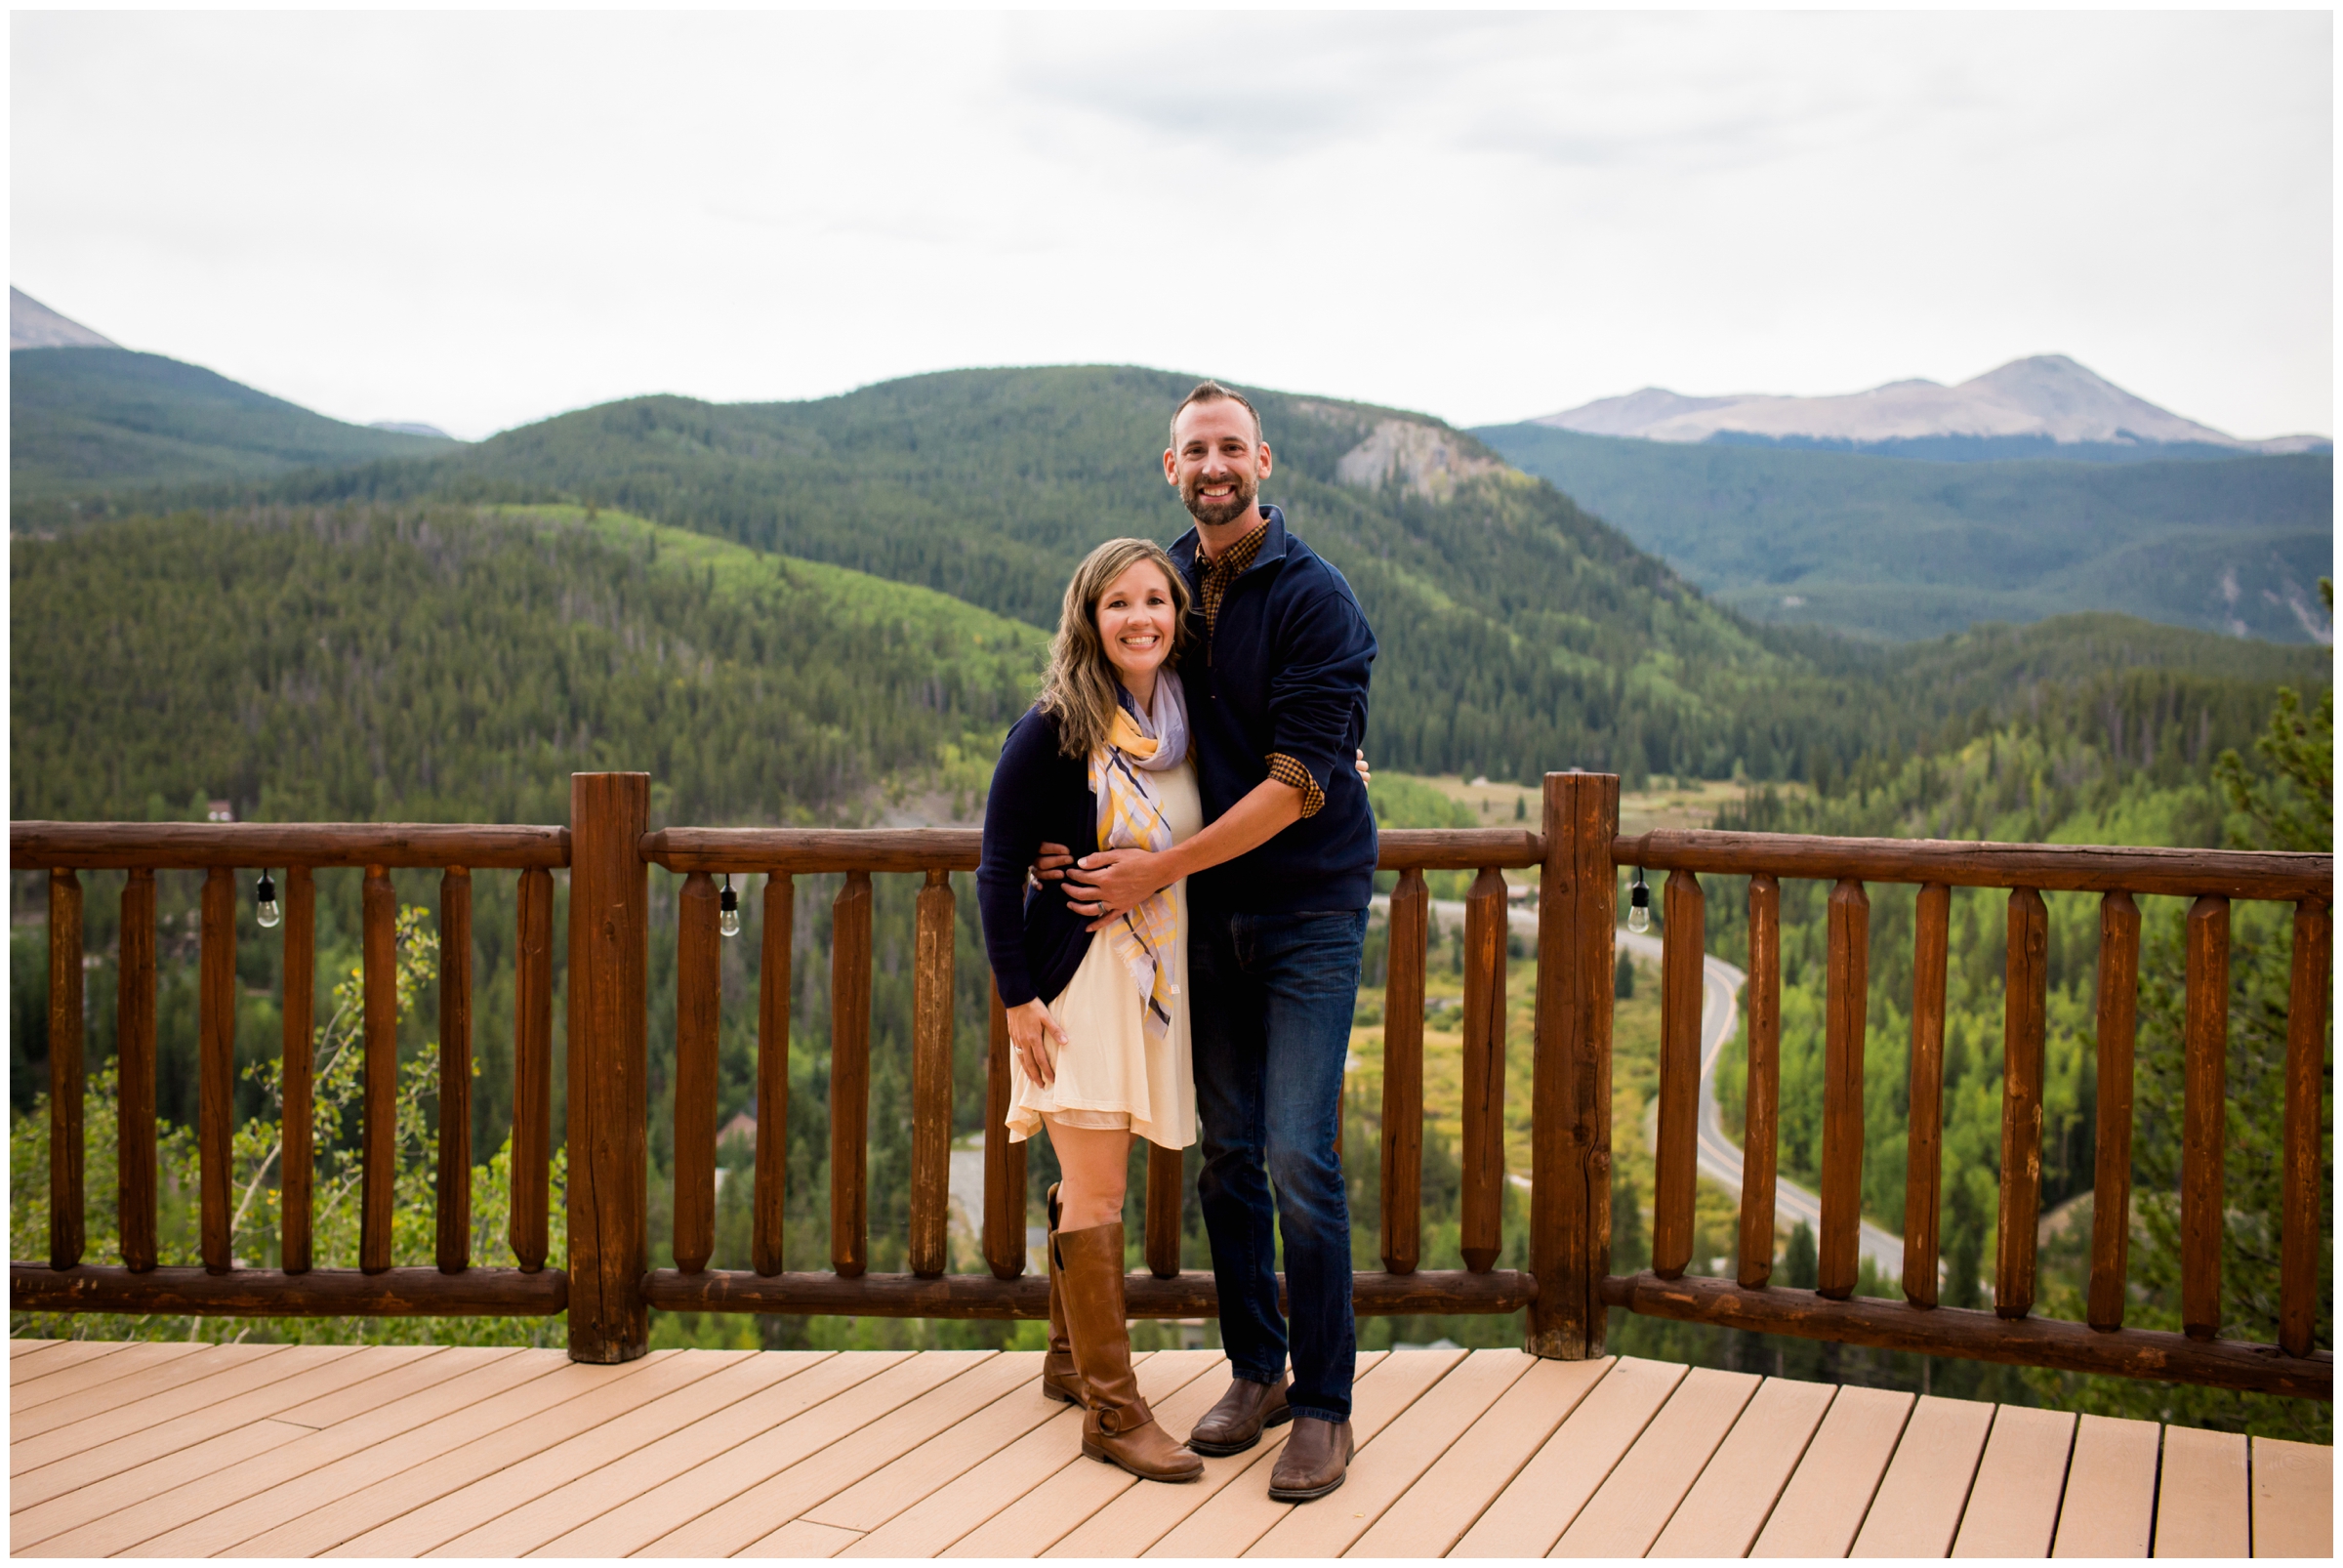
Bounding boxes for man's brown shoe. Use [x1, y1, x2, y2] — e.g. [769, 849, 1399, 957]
[1267, 1416, 1352, 1503]
[1187, 1375, 1292, 1457]
[1040, 1183, 1084, 1406]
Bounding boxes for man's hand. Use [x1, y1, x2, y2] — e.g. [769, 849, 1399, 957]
[1031, 842, 1076, 887]
[1064, 846, 1173, 930]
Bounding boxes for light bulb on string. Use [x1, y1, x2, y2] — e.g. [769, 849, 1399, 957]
[256, 871, 281, 929]
[1626, 867, 1651, 935]
[719, 874, 741, 938]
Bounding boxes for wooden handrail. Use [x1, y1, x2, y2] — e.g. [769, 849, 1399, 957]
[11, 820, 571, 870]
[1615, 829, 2331, 900]
[640, 825, 1545, 873]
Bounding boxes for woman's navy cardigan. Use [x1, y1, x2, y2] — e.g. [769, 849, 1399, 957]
[977, 705, 1100, 1010]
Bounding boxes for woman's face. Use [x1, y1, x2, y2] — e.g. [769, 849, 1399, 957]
[1095, 558, 1176, 685]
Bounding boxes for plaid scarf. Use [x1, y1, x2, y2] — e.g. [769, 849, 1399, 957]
[1089, 700, 1183, 1043]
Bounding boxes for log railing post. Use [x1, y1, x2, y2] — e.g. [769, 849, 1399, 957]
[1818, 879, 1869, 1300]
[673, 870, 720, 1275]
[510, 866, 554, 1273]
[567, 772, 651, 1362]
[1528, 770, 1618, 1358]
[2280, 896, 2330, 1357]
[830, 869, 874, 1279]
[1381, 866, 1428, 1275]
[200, 865, 237, 1275]
[754, 872, 794, 1277]
[281, 866, 316, 1275]
[908, 869, 956, 1279]
[1738, 874, 1781, 1287]
[1997, 887, 2049, 1319]
[1902, 884, 1951, 1307]
[1459, 866, 1508, 1273]
[1145, 1143, 1184, 1278]
[1653, 870, 1704, 1280]
[983, 981, 1026, 1280]
[2087, 890, 2140, 1330]
[2181, 894, 2231, 1341]
[436, 867, 473, 1274]
[48, 869, 84, 1271]
[359, 865, 396, 1275]
[118, 867, 158, 1273]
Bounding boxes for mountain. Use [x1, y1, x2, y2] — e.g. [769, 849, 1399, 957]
[1535, 355, 2328, 464]
[1473, 422, 2332, 645]
[10, 287, 118, 351]
[10, 292, 460, 511]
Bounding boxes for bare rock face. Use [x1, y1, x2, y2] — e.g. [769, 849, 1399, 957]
[1335, 419, 1509, 500]
[11, 287, 118, 351]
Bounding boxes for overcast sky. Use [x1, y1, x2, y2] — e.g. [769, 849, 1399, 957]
[12, 9, 2332, 442]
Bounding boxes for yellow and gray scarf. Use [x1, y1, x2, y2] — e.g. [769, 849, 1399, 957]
[1088, 674, 1189, 1042]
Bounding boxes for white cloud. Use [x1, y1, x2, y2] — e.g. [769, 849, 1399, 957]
[11, 9, 2330, 441]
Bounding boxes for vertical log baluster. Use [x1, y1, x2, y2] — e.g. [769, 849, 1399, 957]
[1997, 887, 2049, 1319]
[674, 871, 721, 1275]
[200, 865, 237, 1275]
[2087, 890, 2140, 1330]
[2181, 894, 2231, 1341]
[1528, 771, 1618, 1358]
[510, 866, 554, 1273]
[359, 864, 396, 1275]
[1653, 871, 1705, 1280]
[1380, 866, 1428, 1275]
[755, 872, 794, 1277]
[983, 980, 1026, 1280]
[48, 870, 85, 1271]
[436, 867, 473, 1274]
[1145, 1143, 1183, 1278]
[281, 867, 316, 1275]
[1818, 878, 1870, 1300]
[1903, 883, 1951, 1307]
[1460, 867, 1508, 1273]
[118, 868, 158, 1273]
[1738, 874, 1782, 1287]
[566, 773, 651, 1362]
[909, 869, 956, 1279]
[2280, 896, 2331, 1357]
[830, 870, 874, 1279]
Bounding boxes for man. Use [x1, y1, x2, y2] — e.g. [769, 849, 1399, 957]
[1055, 380, 1377, 1503]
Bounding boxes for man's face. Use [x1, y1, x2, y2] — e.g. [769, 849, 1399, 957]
[1164, 399, 1273, 529]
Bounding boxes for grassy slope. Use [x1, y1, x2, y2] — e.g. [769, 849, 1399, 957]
[1473, 422, 2333, 644]
[11, 348, 456, 507]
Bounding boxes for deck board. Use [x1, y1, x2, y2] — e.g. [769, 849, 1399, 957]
[8, 1339, 2324, 1557]
[1647, 1376, 1836, 1559]
[2051, 1413, 2160, 1559]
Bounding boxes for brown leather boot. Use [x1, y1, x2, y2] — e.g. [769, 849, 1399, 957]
[1267, 1416, 1353, 1503]
[1040, 1182, 1084, 1406]
[1056, 1221, 1203, 1483]
[1188, 1374, 1292, 1456]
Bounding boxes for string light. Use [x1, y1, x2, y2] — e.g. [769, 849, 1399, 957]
[1626, 867, 1651, 935]
[256, 871, 281, 929]
[719, 874, 741, 938]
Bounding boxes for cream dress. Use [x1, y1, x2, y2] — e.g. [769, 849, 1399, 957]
[1005, 758, 1201, 1151]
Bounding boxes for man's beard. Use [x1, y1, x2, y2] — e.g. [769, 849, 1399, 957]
[1181, 468, 1257, 528]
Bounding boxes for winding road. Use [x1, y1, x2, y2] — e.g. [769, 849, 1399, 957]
[1399, 897, 1905, 1280]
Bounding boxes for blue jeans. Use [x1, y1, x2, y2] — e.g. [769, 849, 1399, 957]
[1189, 906, 1366, 1424]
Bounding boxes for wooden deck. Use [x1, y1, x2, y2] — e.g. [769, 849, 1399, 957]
[8, 1339, 2330, 1557]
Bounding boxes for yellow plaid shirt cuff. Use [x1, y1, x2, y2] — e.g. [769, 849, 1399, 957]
[1267, 753, 1326, 818]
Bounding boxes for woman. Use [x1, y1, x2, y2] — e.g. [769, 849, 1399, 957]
[977, 537, 1206, 1483]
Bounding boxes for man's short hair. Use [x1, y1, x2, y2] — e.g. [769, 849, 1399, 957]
[1170, 380, 1262, 449]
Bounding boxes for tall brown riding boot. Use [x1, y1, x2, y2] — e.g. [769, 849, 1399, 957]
[1041, 1182, 1085, 1406]
[1056, 1221, 1203, 1483]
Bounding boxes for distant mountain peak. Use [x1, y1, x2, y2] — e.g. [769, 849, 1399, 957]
[1532, 355, 2326, 455]
[11, 287, 118, 351]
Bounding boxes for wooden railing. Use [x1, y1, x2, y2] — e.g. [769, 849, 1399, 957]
[10, 771, 2331, 1401]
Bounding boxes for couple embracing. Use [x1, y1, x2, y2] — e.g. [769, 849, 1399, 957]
[975, 381, 1377, 1503]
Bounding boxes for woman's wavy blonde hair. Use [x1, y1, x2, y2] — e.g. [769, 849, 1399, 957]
[1037, 537, 1192, 759]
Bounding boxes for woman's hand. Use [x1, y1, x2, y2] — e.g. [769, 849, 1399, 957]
[1065, 846, 1173, 929]
[1007, 998, 1070, 1089]
[1356, 748, 1372, 786]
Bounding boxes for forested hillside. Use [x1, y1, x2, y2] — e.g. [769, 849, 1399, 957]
[1475, 422, 2333, 644]
[11, 348, 456, 508]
